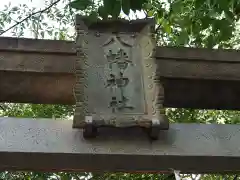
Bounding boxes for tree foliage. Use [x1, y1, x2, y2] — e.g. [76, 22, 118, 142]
[68, 0, 240, 48]
[0, 0, 240, 179]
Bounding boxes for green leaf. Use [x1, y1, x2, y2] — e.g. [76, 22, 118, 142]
[206, 35, 216, 48]
[88, 11, 98, 22]
[103, 0, 115, 14]
[129, 0, 144, 11]
[200, 16, 213, 30]
[69, 0, 92, 10]
[170, 0, 182, 13]
[176, 30, 189, 46]
[233, 0, 240, 16]
[47, 30, 53, 36]
[111, 0, 121, 18]
[147, 10, 154, 17]
[218, 20, 233, 41]
[195, 0, 205, 9]
[225, 10, 235, 21]
[191, 21, 202, 36]
[217, 0, 229, 11]
[12, 6, 19, 12]
[122, 0, 130, 15]
[98, 6, 108, 19]
[162, 21, 171, 34]
[157, 8, 164, 19]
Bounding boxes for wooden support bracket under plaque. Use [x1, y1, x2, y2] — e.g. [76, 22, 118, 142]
[73, 15, 169, 140]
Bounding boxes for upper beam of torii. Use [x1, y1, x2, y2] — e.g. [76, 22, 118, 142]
[0, 33, 240, 110]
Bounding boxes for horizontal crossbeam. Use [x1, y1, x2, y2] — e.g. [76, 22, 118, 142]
[0, 117, 239, 173]
[1, 36, 240, 110]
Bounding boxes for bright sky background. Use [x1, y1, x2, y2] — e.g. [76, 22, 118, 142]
[3, 0, 44, 7]
[0, 0, 54, 38]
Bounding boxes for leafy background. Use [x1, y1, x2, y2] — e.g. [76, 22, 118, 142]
[0, 0, 240, 179]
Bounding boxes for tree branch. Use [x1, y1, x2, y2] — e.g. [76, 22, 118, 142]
[0, 103, 6, 111]
[155, 24, 161, 34]
[0, 105, 5, 111]
[68, 0, 75, 25]
[0, 0, 61, 35]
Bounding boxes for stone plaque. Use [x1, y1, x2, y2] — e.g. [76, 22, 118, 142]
[73, 16, 168, 131]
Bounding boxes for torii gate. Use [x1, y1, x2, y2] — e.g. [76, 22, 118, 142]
[0, 15, 240, 173]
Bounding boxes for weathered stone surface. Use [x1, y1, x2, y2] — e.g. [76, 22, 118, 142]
[1, 35, 240, 110]
[73, 16, 166, 129]
[0, 117, 239, 173]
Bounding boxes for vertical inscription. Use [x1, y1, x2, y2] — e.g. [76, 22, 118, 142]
[104, 37, 135, 113]
[73, 17, 167, 129]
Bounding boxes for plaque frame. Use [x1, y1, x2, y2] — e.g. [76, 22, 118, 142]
[73, 15, 169, 139]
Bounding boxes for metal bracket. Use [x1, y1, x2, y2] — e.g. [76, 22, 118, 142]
[81, 115, 168, 140]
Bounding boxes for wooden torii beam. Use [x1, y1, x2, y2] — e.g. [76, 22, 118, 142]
[1, 36, 240, 110]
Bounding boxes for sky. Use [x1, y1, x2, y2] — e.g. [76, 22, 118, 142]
[0, 0, 56, 38]
[3, 0, 43, 7]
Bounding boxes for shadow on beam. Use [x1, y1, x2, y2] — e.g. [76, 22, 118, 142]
[2, 71, 240, 111]
[0, 71, 75, 104]
[0, 117, 239, 173]
[163, 78, 240, 110]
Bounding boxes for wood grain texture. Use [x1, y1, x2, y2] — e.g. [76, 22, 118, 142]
[0, 117, 239, 173]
